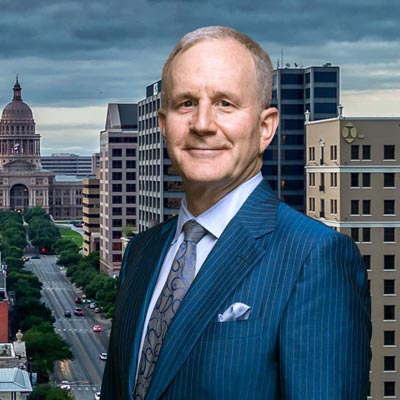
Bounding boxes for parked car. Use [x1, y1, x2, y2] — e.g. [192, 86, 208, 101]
[95, 392, 101, 400]
[74, 307, 83, 316]
[89, 302, 97, 309]
[74, 296, 82, 304]
[99, 352, 108, 361]
[92, 325, 102, 332]
[31, 255, 40, 259]
[60, 381, 71, 391]
[64, 311, 72, 318]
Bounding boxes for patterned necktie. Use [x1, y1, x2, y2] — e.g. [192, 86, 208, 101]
[134, 220, 207, 399]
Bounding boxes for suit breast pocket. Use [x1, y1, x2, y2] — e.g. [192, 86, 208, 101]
[200, 318, 264, 341]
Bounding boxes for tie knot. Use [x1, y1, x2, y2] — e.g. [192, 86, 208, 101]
[183, 220, 207, 244]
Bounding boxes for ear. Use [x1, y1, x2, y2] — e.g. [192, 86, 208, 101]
[259, 107, 279, 153]
[158, 109, 167, 140]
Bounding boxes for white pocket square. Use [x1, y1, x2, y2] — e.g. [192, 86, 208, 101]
[218, 302, 252, 322]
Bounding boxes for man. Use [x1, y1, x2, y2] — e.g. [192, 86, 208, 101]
[101, 26, 371, 400]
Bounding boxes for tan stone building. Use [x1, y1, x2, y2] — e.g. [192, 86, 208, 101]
[0, 79, 83, 220]
[82, 176, 100, 256]
[306, 115, 400, 399]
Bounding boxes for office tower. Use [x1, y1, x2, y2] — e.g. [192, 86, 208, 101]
[41, 153, 96, 177]
[82, 176, 100, 256]
[305, 115, 400, 399]
[0, 79, 83, 219]
[99, 103, 138, 275]
[137, 81, 183, 232]
[0, 272, 8, 342]
[264, 64, 339, 212]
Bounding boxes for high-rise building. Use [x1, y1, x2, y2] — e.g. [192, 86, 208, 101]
[137, 81, 183, 232]
[99, 103, 138, 275]
[305, 115, 400, 399]
[0, 79, 83, 219]
[264, 64, 340, 212]
[0, 272, 8, 342]
[41, 153, 97, 177]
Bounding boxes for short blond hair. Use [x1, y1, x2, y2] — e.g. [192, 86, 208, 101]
[160, 26, 273, 113]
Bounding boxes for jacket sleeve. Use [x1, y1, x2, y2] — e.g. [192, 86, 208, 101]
[279, 232, 371, 400]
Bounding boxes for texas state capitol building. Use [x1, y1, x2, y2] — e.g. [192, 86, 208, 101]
[0, 79, 83, 219]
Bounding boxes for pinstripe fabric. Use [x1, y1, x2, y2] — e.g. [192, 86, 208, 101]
[101, 179, 371, 400]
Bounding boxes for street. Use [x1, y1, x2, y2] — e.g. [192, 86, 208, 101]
[27, 255, 110, 400]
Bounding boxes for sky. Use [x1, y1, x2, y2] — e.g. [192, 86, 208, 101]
[0, 0, 399, 155]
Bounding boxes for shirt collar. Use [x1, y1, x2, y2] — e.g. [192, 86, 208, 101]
[172, 172, 263, 243]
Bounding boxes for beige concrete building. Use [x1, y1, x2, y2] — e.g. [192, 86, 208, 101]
[306, 115, 400, 399]
[82, 176, 100, 256]
[99, 103, 138, 276]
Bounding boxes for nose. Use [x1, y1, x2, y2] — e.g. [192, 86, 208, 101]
[190, 102, 216, 135]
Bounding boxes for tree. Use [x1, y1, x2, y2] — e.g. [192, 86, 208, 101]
[24, 322, 73, 383]
[28, 384, 71, 400]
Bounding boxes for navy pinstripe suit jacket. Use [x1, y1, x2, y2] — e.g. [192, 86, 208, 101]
[101, 180, 371, 400]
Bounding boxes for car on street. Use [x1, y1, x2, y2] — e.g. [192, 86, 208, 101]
[92, 324, 102, 332]
[89, 302, 97, 309]
[31, 255, 40, 259]
[60, 380, 71, 391]
[74, 296, 82, 304]
[95, 392, 101, 400]
[74, 307, 83, 316]
[64, 311, 72, 318]
[99, 352, 108, 361]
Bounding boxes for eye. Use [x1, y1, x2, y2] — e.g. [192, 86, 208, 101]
[219, 100, 231, 107]
[182, 100, 193, 107]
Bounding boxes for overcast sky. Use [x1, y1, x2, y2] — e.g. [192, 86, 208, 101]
[0, 0, 399, 155]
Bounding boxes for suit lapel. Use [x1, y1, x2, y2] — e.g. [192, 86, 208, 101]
[115, 218, 177, 394]
[146, 180, 279, 399]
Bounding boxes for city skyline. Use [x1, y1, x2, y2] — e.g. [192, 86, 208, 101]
[0, 0, 399, 155]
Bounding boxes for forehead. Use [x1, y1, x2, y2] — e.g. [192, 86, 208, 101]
[167, 38, 257, 90]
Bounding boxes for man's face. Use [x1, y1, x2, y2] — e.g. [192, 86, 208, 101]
[159, 38, 278, 194]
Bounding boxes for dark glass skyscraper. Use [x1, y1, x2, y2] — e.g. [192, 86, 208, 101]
[263, 65, 340, 212]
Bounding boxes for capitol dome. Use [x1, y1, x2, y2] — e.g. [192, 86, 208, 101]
[1, 79, 33, 121]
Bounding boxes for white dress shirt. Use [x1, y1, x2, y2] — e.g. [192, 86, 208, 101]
[135, 172, 263, 380]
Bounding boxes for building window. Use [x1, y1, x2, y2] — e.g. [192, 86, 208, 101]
[362, 173, 371, 188]
[384, 173, 396, 188]
[330, 199, 337, 214]
[362, 228, 371, 243]
[350, 173, 359, 188]
[385, 279, 396, 295]
[112, 149, 122, 157]
[351, 145, 359, 160]
[351, 228, 359, 242]
[112, 172, 122, 180]
[385, 255, 396, 270]
[309, 147, 315, 161]
[384, 381, 395, 396]
[330, 145, 337, 160]
[351, 200, 359, 215]
[384, 331, 396, 346]
[319, 173, 325, 192]
[112, 160, 122, 169]
[384, 200, 395, 215]
[362, 200, 371, 215]
[330, 173, 337, 187]
[362, 145, 371, 160]
[384, 228, 395, 243]
[309, 197, 315, 212]
[363, 255, 371, 270]
[384, 305, 396, 321]
[309, 173, 315, 186]
[384, 145, 395, 160]
[384, 356, 396, 372]
[112, 184, 122, 192]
